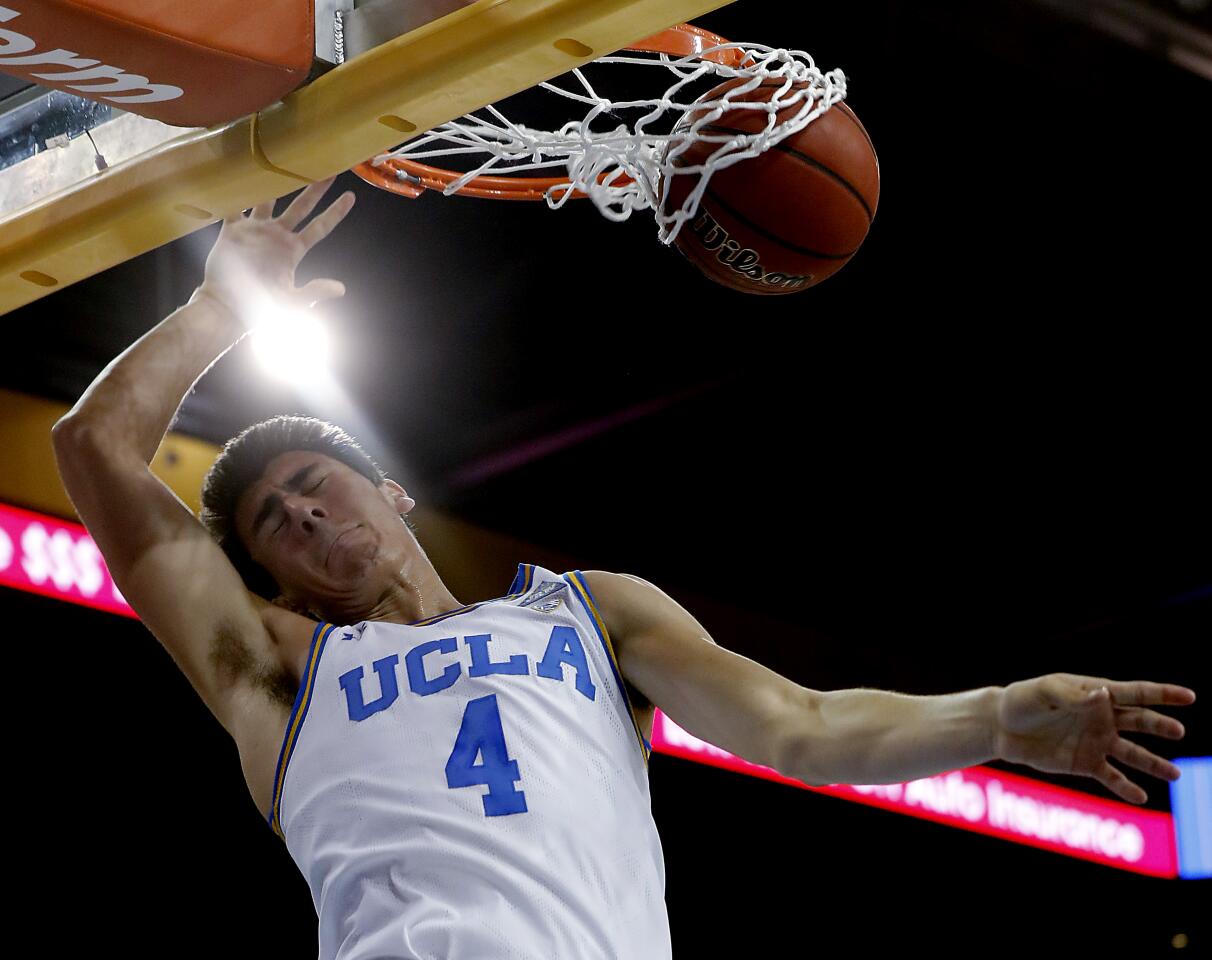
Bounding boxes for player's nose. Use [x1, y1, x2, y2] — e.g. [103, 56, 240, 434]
[284, 495, 326, 528]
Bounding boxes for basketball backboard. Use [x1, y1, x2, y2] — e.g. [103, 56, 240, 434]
[0, 0, 735, 315]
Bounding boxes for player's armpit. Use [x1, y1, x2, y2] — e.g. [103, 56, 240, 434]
[580, 570, 821, 780]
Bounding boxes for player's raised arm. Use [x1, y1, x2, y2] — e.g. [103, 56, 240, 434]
[583, 571, 1195, 803]
[51, 179, 355, 735]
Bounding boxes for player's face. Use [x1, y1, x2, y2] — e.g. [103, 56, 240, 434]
[233, 450, 413, 615]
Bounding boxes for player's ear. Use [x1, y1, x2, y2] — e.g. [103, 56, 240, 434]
[381, 477, 416, 515]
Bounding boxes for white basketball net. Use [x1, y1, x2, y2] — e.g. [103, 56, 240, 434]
[368, 39, 848, 245]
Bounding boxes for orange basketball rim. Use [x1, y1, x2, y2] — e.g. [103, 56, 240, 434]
[351, 23, 748, 201]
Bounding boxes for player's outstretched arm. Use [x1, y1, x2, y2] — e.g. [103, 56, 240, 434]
[800, 672, 1194, 803]
[584, 571, 1195, 803]
[51, 179, 355, 735]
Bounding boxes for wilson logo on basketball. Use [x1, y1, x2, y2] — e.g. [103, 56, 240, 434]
[662, 83, 880, 295]
[687, 210, 813, 290]
[0, 4, 183, 104]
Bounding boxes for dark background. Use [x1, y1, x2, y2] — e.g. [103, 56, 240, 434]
[5, 0, 1209, 955]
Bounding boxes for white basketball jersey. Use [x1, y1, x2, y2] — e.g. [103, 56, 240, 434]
[266, 564, 671, 960]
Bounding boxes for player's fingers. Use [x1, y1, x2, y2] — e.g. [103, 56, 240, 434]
[296, 278, 346, 306]
[1094, 760, 1147, 805]
[249, 198, 276, 220]
[1109, 737, 1182, 782]
[1106, 681, 1197, 707]
[1052, 673, 1112, 705]
[298, 191, 356, 251]
[1115, 707, 1186, 740]
[279, 176, 338, 231]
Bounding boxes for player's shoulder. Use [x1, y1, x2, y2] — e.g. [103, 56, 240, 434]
[576, 569, 649, 601]
[578, 569, 652, 591]
[574, 570, 668, 633]
[577, 569, 715, 645]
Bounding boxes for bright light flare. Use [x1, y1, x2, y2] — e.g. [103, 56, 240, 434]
[249, 303, 333, 383]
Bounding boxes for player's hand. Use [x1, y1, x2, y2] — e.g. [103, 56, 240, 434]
[198, 177, 356, 321]
[992, 672, 1195, 804]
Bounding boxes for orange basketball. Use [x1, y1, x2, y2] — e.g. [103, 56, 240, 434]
[660, 79, 880, 294]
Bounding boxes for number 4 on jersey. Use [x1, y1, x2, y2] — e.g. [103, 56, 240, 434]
[445, 694, 529, 816]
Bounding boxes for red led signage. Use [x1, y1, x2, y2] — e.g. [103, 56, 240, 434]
[0, 502, 136, 617]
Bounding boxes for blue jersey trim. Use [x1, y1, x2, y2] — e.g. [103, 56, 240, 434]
[507, 563, 532, 597]
[563, 571, 651, 768]
[267, 620, 337, 840]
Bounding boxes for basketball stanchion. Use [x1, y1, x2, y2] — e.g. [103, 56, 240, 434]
[351, 23, 879, 294]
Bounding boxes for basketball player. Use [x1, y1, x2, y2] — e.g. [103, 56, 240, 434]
[51, 178, 1195, 959]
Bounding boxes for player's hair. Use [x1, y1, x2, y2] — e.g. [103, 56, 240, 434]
[199, 414, 415, 600]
